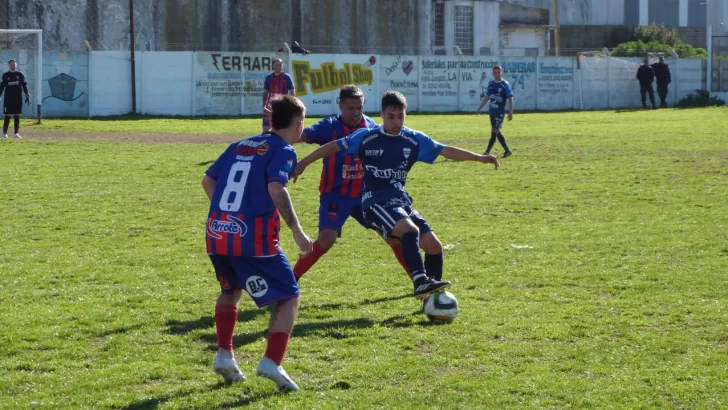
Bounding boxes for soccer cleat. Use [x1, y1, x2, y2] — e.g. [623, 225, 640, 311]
[503, 151, 513, 158]
[257, 357, 300, 392]
[483, 150, 490, 155]
[1, 134, 7, 139]
[413, 277, 451, 300]
[214, 349, 245, 383]
[14, 133, 22, 139]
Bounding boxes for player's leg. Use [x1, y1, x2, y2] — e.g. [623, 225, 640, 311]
[640, 85, 648, 108]
[350, 203, 411, 276]
[293, 196, 350, 280]
[2, 114, 9, 138]
[367, 202, 450, 298]
[408, 207, 445, 281]
[648, 85, 656, 108]
[485, 118, 499, 154]
[209, 255, 245, 383]
[658, 84, 668, 107]
[250, 253, 301, 391]
[13, 115, 21, 138]
[492, 114, 512, 157]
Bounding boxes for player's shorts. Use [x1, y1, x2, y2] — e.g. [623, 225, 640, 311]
[489, 113, 505, 129]
[318, 195, 369, 236]
[363, 199, 433, 239]
[3, 101, 22, 115]
[209, 253, 300, 308]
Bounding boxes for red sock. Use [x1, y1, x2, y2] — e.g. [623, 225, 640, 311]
[293, 241, 327, 279]
[215, 304, 238, 351]
[391, 244, 412, 279]
[264, 332, 291, 365]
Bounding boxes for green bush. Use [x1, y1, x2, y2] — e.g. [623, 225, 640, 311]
[611, 40, 707, 59]
[676, 89, 726, 108]
[633, 23, 681, 46]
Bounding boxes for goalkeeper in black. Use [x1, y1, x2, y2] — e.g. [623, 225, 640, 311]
[0, 59, 31, 139]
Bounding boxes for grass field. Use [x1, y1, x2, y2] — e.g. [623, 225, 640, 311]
[1, 108, 726, 409]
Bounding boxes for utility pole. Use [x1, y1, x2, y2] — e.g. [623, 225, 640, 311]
[130, 0, 137, 114]
[553, 0, 560, 56]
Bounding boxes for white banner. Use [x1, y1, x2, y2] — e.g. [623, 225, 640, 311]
[418, 56, 460, 112]
[379, 55, 419, 111]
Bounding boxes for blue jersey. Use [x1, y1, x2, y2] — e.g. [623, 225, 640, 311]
[305, 114, 377, 198]
[486, 79, 513, 115]
[336, 125, 444, 210]
[205, 133, 297, 257]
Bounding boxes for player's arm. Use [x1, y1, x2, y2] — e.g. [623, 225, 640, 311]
[475, 94, 490, 115]
[507, 96, 514, 120]
[268, 182, 313, 254]
[21, 74, 30, 98]
[0, 77, 5, 99]
[201, 175, 216, 201]
[440, 146, 499, 170]
[262, 90, 269, 109]
[295, 129, 311, 144]
[292, 140, 342, 179]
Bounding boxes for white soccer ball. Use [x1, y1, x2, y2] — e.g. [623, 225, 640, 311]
[423, 291, 459, 322]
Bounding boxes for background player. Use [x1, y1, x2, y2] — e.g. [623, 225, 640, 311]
[294, 91, 500, 299]
[202, 95, 312, 391]
[262, 58, 295, 133]
[0, 59, 30, 139]
[293, 85, 412, 281]
[475, 65, 514, 158]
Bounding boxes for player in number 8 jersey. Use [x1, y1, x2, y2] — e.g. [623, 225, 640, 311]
[202, 95, 312, 391]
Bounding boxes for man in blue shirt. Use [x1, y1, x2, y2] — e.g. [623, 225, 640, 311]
[294, 91, 500, 300]
[476, 65, 514, 158]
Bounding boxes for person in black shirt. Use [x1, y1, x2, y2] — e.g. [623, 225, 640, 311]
[651, 57, 672, 108]
[636, 58, 656, 109]
[0, 59, 31, 139]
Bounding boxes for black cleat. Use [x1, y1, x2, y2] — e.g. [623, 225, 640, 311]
[503, 151, 513, 158]
[413, 278, 451, 300]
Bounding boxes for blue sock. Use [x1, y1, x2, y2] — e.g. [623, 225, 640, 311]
[425, 253, 444, 281]
[400, 232, 426, 282]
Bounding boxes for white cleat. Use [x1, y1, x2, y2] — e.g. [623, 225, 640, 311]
[1, 134, 7, 139]
[213, 349, 245, 383]
[256, 357, 300, 392]
[14, 133, 21, 139]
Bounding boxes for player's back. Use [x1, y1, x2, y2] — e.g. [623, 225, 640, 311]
[205, 133, 296, 257]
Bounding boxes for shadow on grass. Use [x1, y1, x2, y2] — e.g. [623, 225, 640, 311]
[166, 309, 267, 335]
[120, 383, 275, 410]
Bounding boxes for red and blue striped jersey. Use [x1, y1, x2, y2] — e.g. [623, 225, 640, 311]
[205, 133, 297, 257]
[264, 73, 295, 106]
[304, 115, 377, 198]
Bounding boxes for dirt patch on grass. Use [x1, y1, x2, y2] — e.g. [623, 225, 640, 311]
[24, 130, 237, 144]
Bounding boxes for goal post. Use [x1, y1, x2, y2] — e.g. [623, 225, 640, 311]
[0, 29, 43, 123]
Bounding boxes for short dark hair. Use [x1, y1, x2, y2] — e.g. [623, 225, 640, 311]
[381, 90, 407, 111]
[492, 65, 502, 72]
[339, 85, 364, 103]
[270, 95, 305, 130]
[8, 59, 16, 63]
[272, 58, 283, 65]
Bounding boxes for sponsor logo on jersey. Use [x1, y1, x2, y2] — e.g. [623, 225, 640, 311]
[362, 134, 380, 144]
[246, 275, 269, 297]
[365, 165, 408, 180]
[341, 162, 364, 179]
[207, 215, 248, 240]
[365, 149, 384, 157]
[284, 160, 294, 172]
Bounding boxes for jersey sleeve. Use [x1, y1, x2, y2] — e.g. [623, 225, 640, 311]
[415, 131, 445, 164]
[505, 81, 514, 98]
[263, 75, 271, 91]
[303, 118, 335, 145]
[285, 74, 294, 90]
[336, 128, 368, 155]
[266, 145, 297, 186]
[364, 116, 378, 128]
[205, 143, 237, 181]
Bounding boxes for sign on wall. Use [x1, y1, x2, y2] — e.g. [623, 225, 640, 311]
[291, 54, 377, 116]
[242, 52, 288, 115]
[379, 55, 420, 111]
[195, 52, 244, 116]
[458, 58, 500, 112]
[418, 56, 460, 112]
[537, 57, 575, 110]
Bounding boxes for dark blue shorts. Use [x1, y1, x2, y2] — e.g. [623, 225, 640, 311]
[490, 114, 505, 129]
[319, 195, 369, 236]
[209, 253, 299, 307]
[363, 200, 433, 239]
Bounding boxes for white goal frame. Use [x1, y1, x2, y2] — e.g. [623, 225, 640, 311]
[0, 29, 43, 123]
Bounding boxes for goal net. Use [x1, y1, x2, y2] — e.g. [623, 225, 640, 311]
[576, 49, 676, 110]
[0, 29, 43, 123]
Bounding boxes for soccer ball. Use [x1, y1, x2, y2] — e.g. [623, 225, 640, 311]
[423, 291, 459, 322]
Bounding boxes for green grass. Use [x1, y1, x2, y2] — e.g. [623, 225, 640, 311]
[1, 108, 727, 409]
